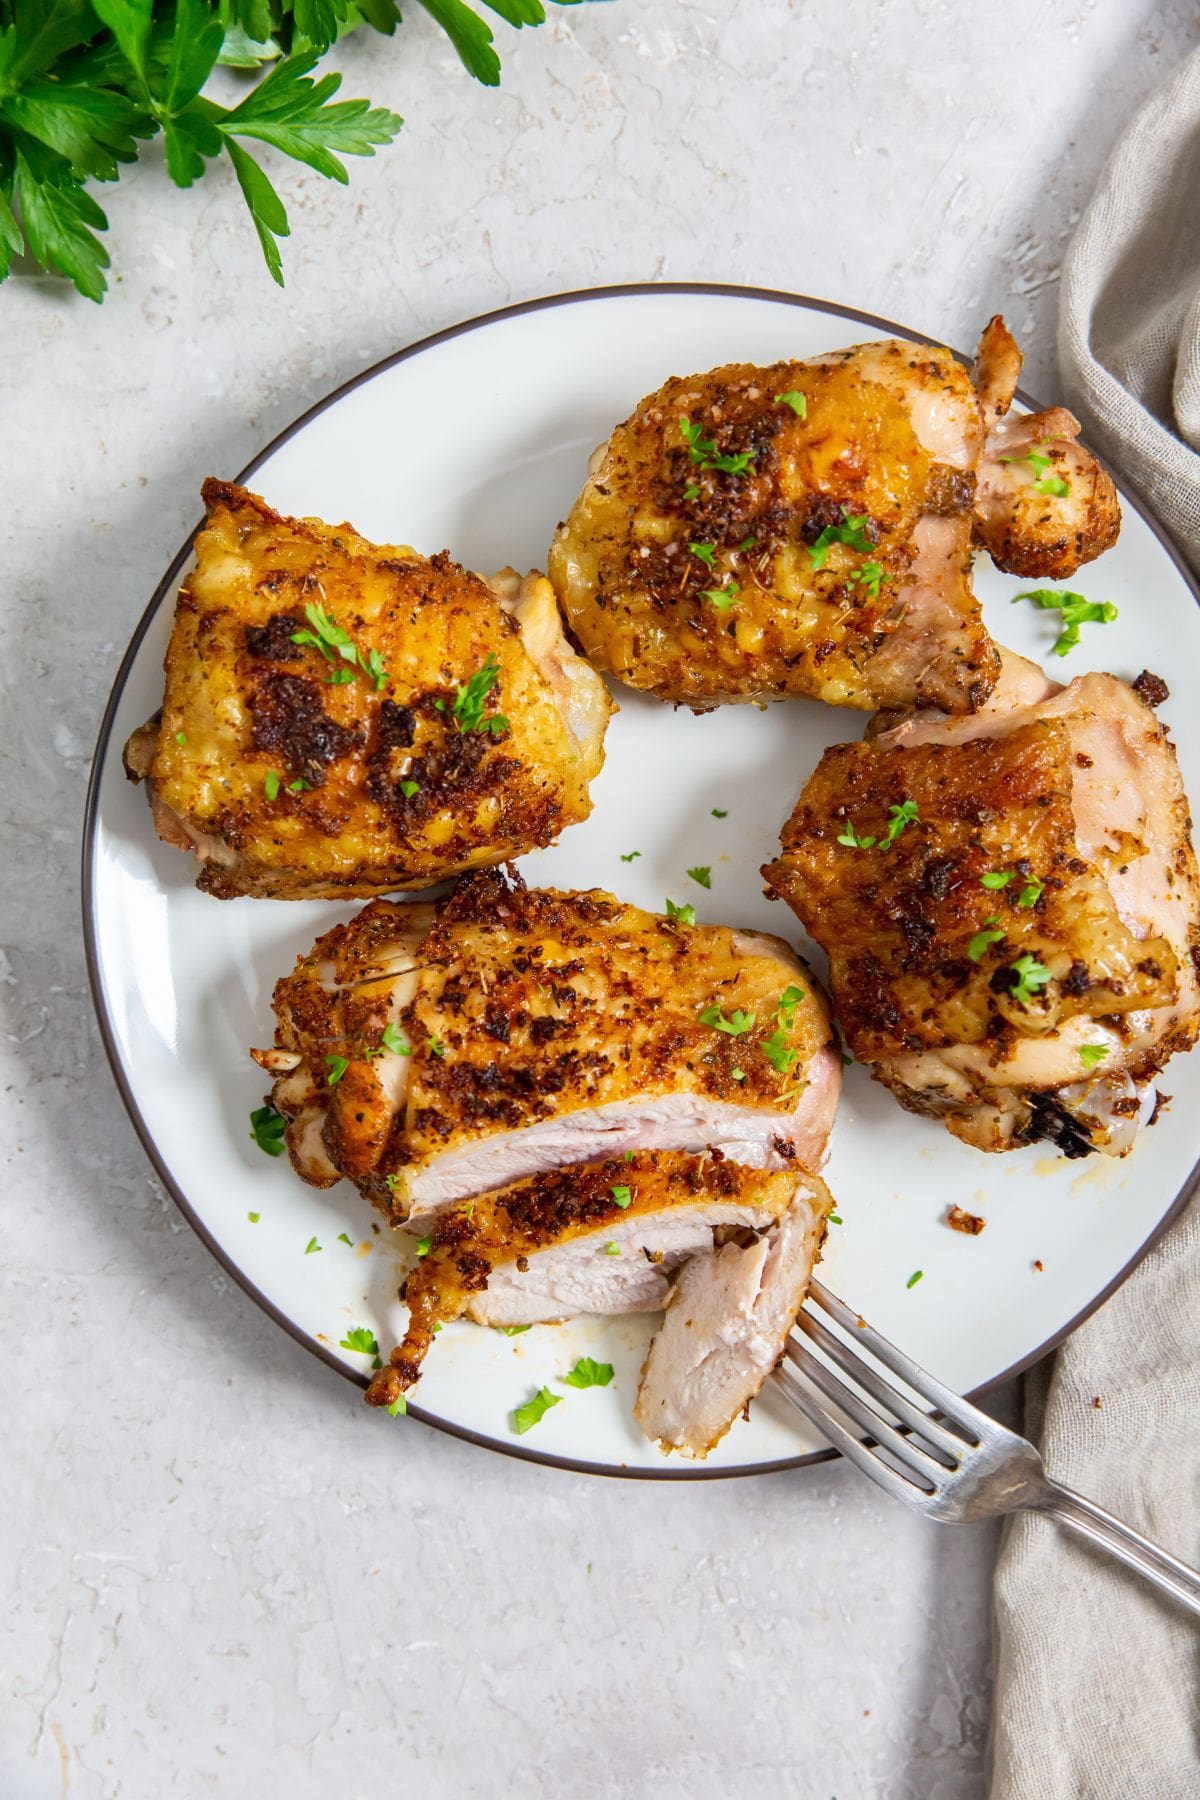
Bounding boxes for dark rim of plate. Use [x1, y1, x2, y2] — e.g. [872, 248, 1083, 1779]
[80, 282, 1200, 1481]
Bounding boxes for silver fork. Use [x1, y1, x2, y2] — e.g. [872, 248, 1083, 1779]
[773, 1278, 1200, 1619]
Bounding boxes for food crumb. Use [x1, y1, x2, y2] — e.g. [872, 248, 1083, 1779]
[946, 1204, 986, 1235]
[1092, 1395, 1103, 1409]
[1033, 1259, 1044, 1272]
[1131, 669, 1169, 708]
[1149, 1090, 1171, 1127]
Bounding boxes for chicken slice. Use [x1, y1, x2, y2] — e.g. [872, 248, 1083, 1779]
[763, 670, 1200, 1156]
[253, 869, 841, 1214]
[635, 1170, 831, 1458]
[124, 480, 611, 899]
[972, 316, 1121, 579]
[548, 338, 999, 715]
[363, 1150, 808, 1410]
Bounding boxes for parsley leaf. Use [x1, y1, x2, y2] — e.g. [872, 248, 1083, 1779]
[399, 778, 419, 797]
[1008, 954, 1053, 1008]
[1000, 442, 1071, 498]
[665, 897, 696, 925]
[828, 1212, 843, 1225]
[701, 580, 739, 611]
[605, 1242, 621, 1256]
[304, 1235, 321, 1254]
[837, 820, 876, 850]
[808, 513, 874, 570]
[497, 1323, 531, 1336]
[415, 1234, 433, 1256]
[611, 1185, 632, 1209]
[340, 1326, 380, 1356]
[679, 416, 756, 475]
[711, 807, 728, 818]
[968, 918, 1006, 961]
[775, 389, 808, 418]
[776, 984, 805, 1025]
[880, 800, 919, 848]
[174, 730, 188, 745]
[683, 482, 700, 502]
[287, 776, 311, 793]
[906, 1269, 923, 1289]
[428, 1037, 446, 1058]
[620, 850, 642, 862]
[380, 1022, 410, 1056]
[1012, 588, 1118, 657]
[1079, 1044, 1109, 1071]
[386, 1392, 407, 1417]
[846, 560, 883, 601]
[248, 1210, 260, 1222]
[338, 1232, 354, 1245]
[687, 865, 712, 889]
[981, 870, 1014, 890]
[264, 768, 281, 801]
[564, 1357, 614, 1389]
[699, 1003, 756, 1037]
[731, 1067, 747, 1083]
[291, 601, 355, 662]
[688, 540, 716, 568]
[325, 1052, 349, 1085]
[451, 653, 507, 734]
[513, 1385, 560, 1433]
[1018, 877, 1044, 909]
[249, 1103, 286, 1155]
[762, 1028, 798, 1075]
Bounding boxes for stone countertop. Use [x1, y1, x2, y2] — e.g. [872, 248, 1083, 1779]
[3, 3, 1196, 1795]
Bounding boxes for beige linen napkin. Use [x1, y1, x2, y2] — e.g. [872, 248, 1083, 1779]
[990, 49, 1200, 1800]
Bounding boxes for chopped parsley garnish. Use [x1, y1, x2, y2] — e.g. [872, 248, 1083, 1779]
[399, 779, 419, 798]
[388, 1393, 407, 1417]
[762, 1029, 798, 1075]
[776, 985, 805, 1025]
[737, 534, 757, 551]
[687, 865, 712, 889]
[174, 730, 187, 746]
[731, 1067, 747, 1083]
[304, 1236, 321, 1255]
[1008, 954, 1053, 1009]
[701, 580, 740, 611]
[564, 1357, 614, 1389]
[1018, 878, 1045, 909]
[775, 389, 808, 418]
[498, 1323, 532, 1336]
[689, 540, 716, 568]
[451, 654, 508, 735]
[380, 1023, 409, 1056]
[624, 1149, 635, 1160]
[340, 1326, 379, 1356]
[249, 1104, 287, 1156]
[1012, 588, 1118, 657]
[415, 1234, 433, 1257]
[679, 416, 756, 475]
[1079, 1044, 1109, 1071]
[1000, 442, 1070, 497]
[968, 918, 1006, 961]
[264, 769, 281, 802]
[611, 1185, 633, 1209]
[248, 1210, 260, 1223]
[711, 807, 728, 818]
[291, 601, 388, 691]
[828, 1212, 843, 1225]
[621, 850, 642, 862]
[338, 1232, 354, 1246]
[460, 1201, 475, 1218]
[325, 1053, 350, 1085]
[846, 560, 883, 601]
[286, 777, 311, 794]
[808, 513, 874, 570]
[906, 1269, 923, 1289]
[514, 1386, 561, 1433]
[665, 898, 697, 925]
[683, 483, 701, 502]
[838, 800, 918, 852]
[981, 870, 1014, 890]
[699, 1003, 756, 1037]
[605, 1242, 621, 1256]
[429, 1038, 447, 1058]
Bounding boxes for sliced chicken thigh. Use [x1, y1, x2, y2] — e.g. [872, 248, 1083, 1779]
[254, 870, 841, 1214]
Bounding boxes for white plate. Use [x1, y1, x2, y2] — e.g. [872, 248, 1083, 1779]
[84, 285, 1200, 1478]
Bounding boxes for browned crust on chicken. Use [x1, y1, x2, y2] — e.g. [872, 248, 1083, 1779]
[255, 870, 838, 1213]
[125, 481, 610, 899]
[549, 344, 999, 715]
[763, 722, 1178, 1063]
[364, 1149, 798, 1406]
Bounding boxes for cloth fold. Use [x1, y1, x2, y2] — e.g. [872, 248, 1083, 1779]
[991, 48, 1200, 1800]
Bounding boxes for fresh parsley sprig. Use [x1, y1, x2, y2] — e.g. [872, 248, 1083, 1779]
[443, 653, 508, 735]
[808, 513, 874, 570]
[1012, 588, 1118, 657]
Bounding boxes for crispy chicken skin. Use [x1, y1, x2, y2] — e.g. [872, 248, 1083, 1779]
[548, 338, 999, 715]
[253, 869, 841, 1216]
[973, 317, 1121, 579]
[123, 480, 611, 899]
[763, 670, 1200, 1156]
[363, 1150, 808, 1411]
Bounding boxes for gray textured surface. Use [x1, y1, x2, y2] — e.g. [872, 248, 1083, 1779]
[3, 3, 1197, 1795]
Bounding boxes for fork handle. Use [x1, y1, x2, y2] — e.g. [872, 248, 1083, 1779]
[1035, 1482, 1200, 1619]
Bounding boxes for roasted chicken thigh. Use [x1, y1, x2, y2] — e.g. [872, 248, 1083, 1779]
[764, 666, 1200, 1156]
[547, 318, 1118, 716]
[125, 481, 610, 898]
[253, 870, 841, 1217]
